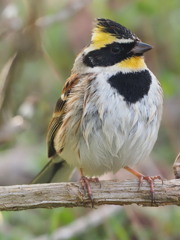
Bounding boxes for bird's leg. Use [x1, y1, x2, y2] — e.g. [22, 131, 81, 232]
[80, 168, 93, 201]
[79, 168, 100, 207]
[124, 166, 163, 202]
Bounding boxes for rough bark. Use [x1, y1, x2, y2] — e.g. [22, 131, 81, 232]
[0, 179, 179, 211]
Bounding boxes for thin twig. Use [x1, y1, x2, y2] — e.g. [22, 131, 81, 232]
[0, 54, 17, 112]
[0, 179, 179, 211]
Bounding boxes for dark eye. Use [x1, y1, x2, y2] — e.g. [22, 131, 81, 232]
[110, 45, 121, 54]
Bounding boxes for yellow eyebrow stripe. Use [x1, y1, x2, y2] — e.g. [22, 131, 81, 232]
[91, 29, 116, 48]
[117, 56, 146, 70]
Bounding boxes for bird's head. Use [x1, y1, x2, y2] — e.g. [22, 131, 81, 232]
[77, 18, 152, 73]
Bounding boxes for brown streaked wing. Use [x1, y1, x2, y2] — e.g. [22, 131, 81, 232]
[61, 73, 79, 99]
[47, 73, 79, 158]
[47, 98, 65, 158]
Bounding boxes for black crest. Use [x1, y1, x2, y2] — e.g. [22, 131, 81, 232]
[96, 18, 138, 40]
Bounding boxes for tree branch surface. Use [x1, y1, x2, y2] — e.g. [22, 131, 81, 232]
[0, 179, 179, 211]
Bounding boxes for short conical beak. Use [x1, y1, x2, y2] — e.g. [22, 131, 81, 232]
[131, 41, 152, 54]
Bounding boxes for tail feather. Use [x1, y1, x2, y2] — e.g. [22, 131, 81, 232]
[31, 159, 74, 184]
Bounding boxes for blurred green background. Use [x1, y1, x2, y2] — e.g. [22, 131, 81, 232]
[0, 0, 180, 239]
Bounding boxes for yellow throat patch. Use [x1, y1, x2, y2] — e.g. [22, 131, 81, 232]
[117, 56, 146, 70]
[91, 26, 116, 48]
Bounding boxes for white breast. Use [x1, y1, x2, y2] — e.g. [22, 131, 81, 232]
[58, 70, 163, 177]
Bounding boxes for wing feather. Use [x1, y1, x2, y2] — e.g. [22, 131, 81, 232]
[47, 74, 79, 158]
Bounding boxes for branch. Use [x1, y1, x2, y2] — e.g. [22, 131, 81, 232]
[0, 179, 179, 211]
[0, 54, 17, 114]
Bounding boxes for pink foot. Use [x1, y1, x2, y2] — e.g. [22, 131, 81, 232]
[124, 166, 163, 203]
[138, 175, 163, 202]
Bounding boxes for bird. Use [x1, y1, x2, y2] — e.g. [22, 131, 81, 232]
[32, 18, 163, 201]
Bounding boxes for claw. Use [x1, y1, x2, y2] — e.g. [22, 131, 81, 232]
[89, 177, 101, 188]
[79, 168, 100, 208]
[138, 175, 163, 204]
[80, 176, 94, 203]
[124, 166, 163, 204]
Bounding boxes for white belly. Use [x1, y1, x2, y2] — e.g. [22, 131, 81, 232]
[61, 103, 160, 176]
[57, 72, 162, 176]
